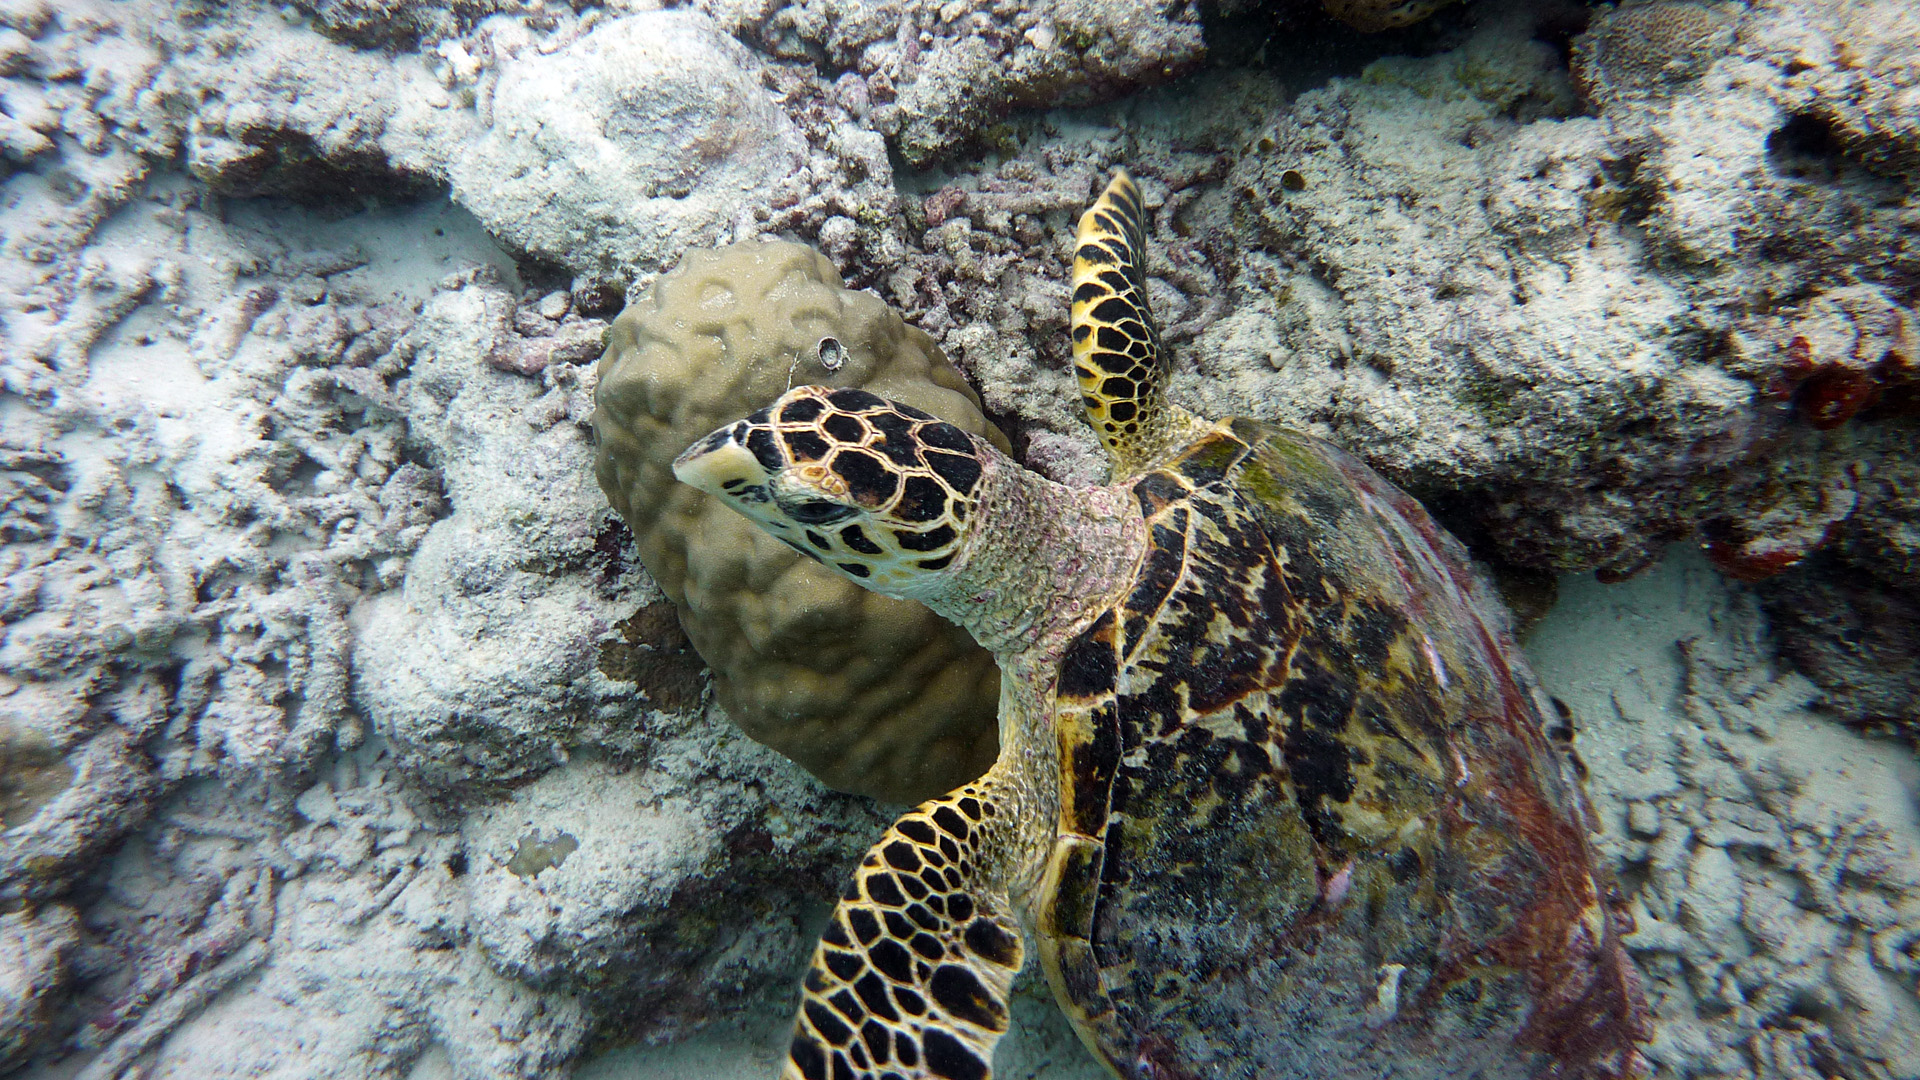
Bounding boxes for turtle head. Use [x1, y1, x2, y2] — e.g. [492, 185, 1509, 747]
[672, 386, 987, 598]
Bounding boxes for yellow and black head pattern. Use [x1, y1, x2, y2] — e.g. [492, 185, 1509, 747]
[673, 385, 984, 598]
[1071, 169, 1171, 479]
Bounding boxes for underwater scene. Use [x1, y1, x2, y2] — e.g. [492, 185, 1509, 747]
[1, 0, 1916, 1077]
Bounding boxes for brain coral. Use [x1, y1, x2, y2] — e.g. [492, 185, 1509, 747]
[1571, 1, 1736, 107]
[592, 241, 1010, 804]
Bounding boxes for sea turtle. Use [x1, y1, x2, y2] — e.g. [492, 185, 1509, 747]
[673, 171, 1650, 1080]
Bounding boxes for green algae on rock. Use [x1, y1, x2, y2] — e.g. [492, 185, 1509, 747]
[592, 240, 1011, 805]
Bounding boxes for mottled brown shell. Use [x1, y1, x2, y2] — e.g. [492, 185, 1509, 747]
[1039, 418, 1649, 1080]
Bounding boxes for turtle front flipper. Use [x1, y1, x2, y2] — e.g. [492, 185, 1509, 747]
[1070, 170, 1205, 482]
[785, 788, 1025, 1080]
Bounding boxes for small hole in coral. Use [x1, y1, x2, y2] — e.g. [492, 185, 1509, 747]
[1785, 989, 1839, 1025]
[1766, 113, 1844, 180]
[816, 336, 846, 371]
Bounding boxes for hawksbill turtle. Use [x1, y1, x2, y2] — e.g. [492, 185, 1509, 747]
[673, 171, 1650, 1080]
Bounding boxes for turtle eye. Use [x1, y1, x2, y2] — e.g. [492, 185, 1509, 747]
[781, 495, 859, 525]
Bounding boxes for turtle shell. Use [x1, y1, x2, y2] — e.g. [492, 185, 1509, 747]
[1039, 418, 1647, 1080]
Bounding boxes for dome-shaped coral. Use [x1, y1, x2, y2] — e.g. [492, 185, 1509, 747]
[1571, 1, 1736, 108]
[593, 241, 1010, 803]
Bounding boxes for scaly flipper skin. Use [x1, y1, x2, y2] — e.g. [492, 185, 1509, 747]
[1070, 170, 1205, 481]
[784, 785, 1025, 1080]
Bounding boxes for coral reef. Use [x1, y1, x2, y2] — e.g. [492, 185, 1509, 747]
[288, 0, 521, 50]
[458, 746, 875, 1034]
[1759, 555, 1920, 741]
[397, 11, 811, 292]
[1570, 1, 1736, 106]
[593, 240, 1008, 804]
[1220, 4, 1919, 583]
[1723, 286, 1917, 435]
[0, 905, 78, 1072]
[698, 0, 1206, 167]
[0, 1, 888, 1065]
[1, 0, 1916, 1074]
[348, 266, 657, 787]
[70, 745, 591, 1080]
[1765, 0, 1920, 179]
[0, 724, 73, 832]
[1752, 427, 1920, 738]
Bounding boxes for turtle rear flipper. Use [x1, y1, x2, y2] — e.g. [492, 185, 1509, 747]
[1070, 170, 1205, 482]
[786, 789, 1026, 1080]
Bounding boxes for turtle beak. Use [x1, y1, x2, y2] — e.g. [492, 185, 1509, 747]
[673, 429, 767, 498]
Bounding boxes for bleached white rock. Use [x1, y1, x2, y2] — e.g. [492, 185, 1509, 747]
[394, 11, 807, 290]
